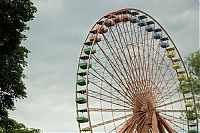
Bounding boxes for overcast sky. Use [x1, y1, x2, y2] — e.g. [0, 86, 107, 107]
[9, 0, 199, 132]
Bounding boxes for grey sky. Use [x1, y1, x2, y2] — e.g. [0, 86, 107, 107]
[9, 0, 199, 132]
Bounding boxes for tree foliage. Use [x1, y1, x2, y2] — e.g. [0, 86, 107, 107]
[0, 117, 40, 133]
[0, 0, 36, 116]
[0, 0, 40, 132]
[180, 49, 200, 115]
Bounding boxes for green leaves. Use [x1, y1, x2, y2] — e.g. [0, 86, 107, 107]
[0, 117, 41, 133]
[187, 50, 200, 77]
[0, 0, 35, 116]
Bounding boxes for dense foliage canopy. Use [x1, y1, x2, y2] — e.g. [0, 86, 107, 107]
[0, 0, 36, 117]
[0, 0, 40, 132]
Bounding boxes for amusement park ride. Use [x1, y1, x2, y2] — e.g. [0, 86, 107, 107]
[75, 8, 199, 133]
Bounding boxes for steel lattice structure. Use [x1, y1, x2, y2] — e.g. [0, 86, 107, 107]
[75, 8, 199, 133]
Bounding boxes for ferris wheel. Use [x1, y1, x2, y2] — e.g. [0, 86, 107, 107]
[75, 8, 199, 133]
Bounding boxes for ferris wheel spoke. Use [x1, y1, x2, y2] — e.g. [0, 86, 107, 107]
[157, 109, 186, 112]
[86, 82, 131, 106]
[91, 55, 134, 103]
[88, 71, 128, 99]
[100, 33, 137, 98]
[152, 61, 177, 100]
[95, 36, 135, 89]
[91, 55, 129, 91]
[129, 23, 145, 91]
[157, 113, 175, 133]
[107, 26, 138, 91]
[156, 97, 192, 108]
[89, 90, 132, 108]
[117, 22, 144, 93]
[125, 21, 150, 93]
[160, 112, 188, 124]
[156, 81, 180, 104]
[88, 93, 131, 109]
[160, 115, 187, 132]
[129, 22, 144, 88]
[108, 120, 126, 133]
[90, 113, 133, 129]
[119, 113, 145, 133]
[138, 24, 150, 92]
[89, 108, 132, 112]
[154, 72, 178, 103]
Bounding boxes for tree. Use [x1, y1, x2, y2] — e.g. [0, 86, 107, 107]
[180, 50, 200, 96]
[0, 117, 40, 133]
[0, 0, 36, 116]
[0, 0, 41, 132]
[180, 49, 200, 120]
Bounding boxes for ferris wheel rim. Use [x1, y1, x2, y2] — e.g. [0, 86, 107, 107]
[75, 8, 199, 133]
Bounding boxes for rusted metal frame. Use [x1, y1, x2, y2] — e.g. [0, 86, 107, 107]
[160, 112, 188, 124]
[109, 24, 138, 98]
[150, 51, 178, 101]
[89, 108, 132, 112]
[88, 69, 132, 105]
[99, 36, 136, 104]
[157, 114, 174, 133]
[91, 54, 134, 104]
[138, 108, 155, 133]
[90, 113, 133, 129]
[161, 116, 187, 132]
[88, 89, 131, 108]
